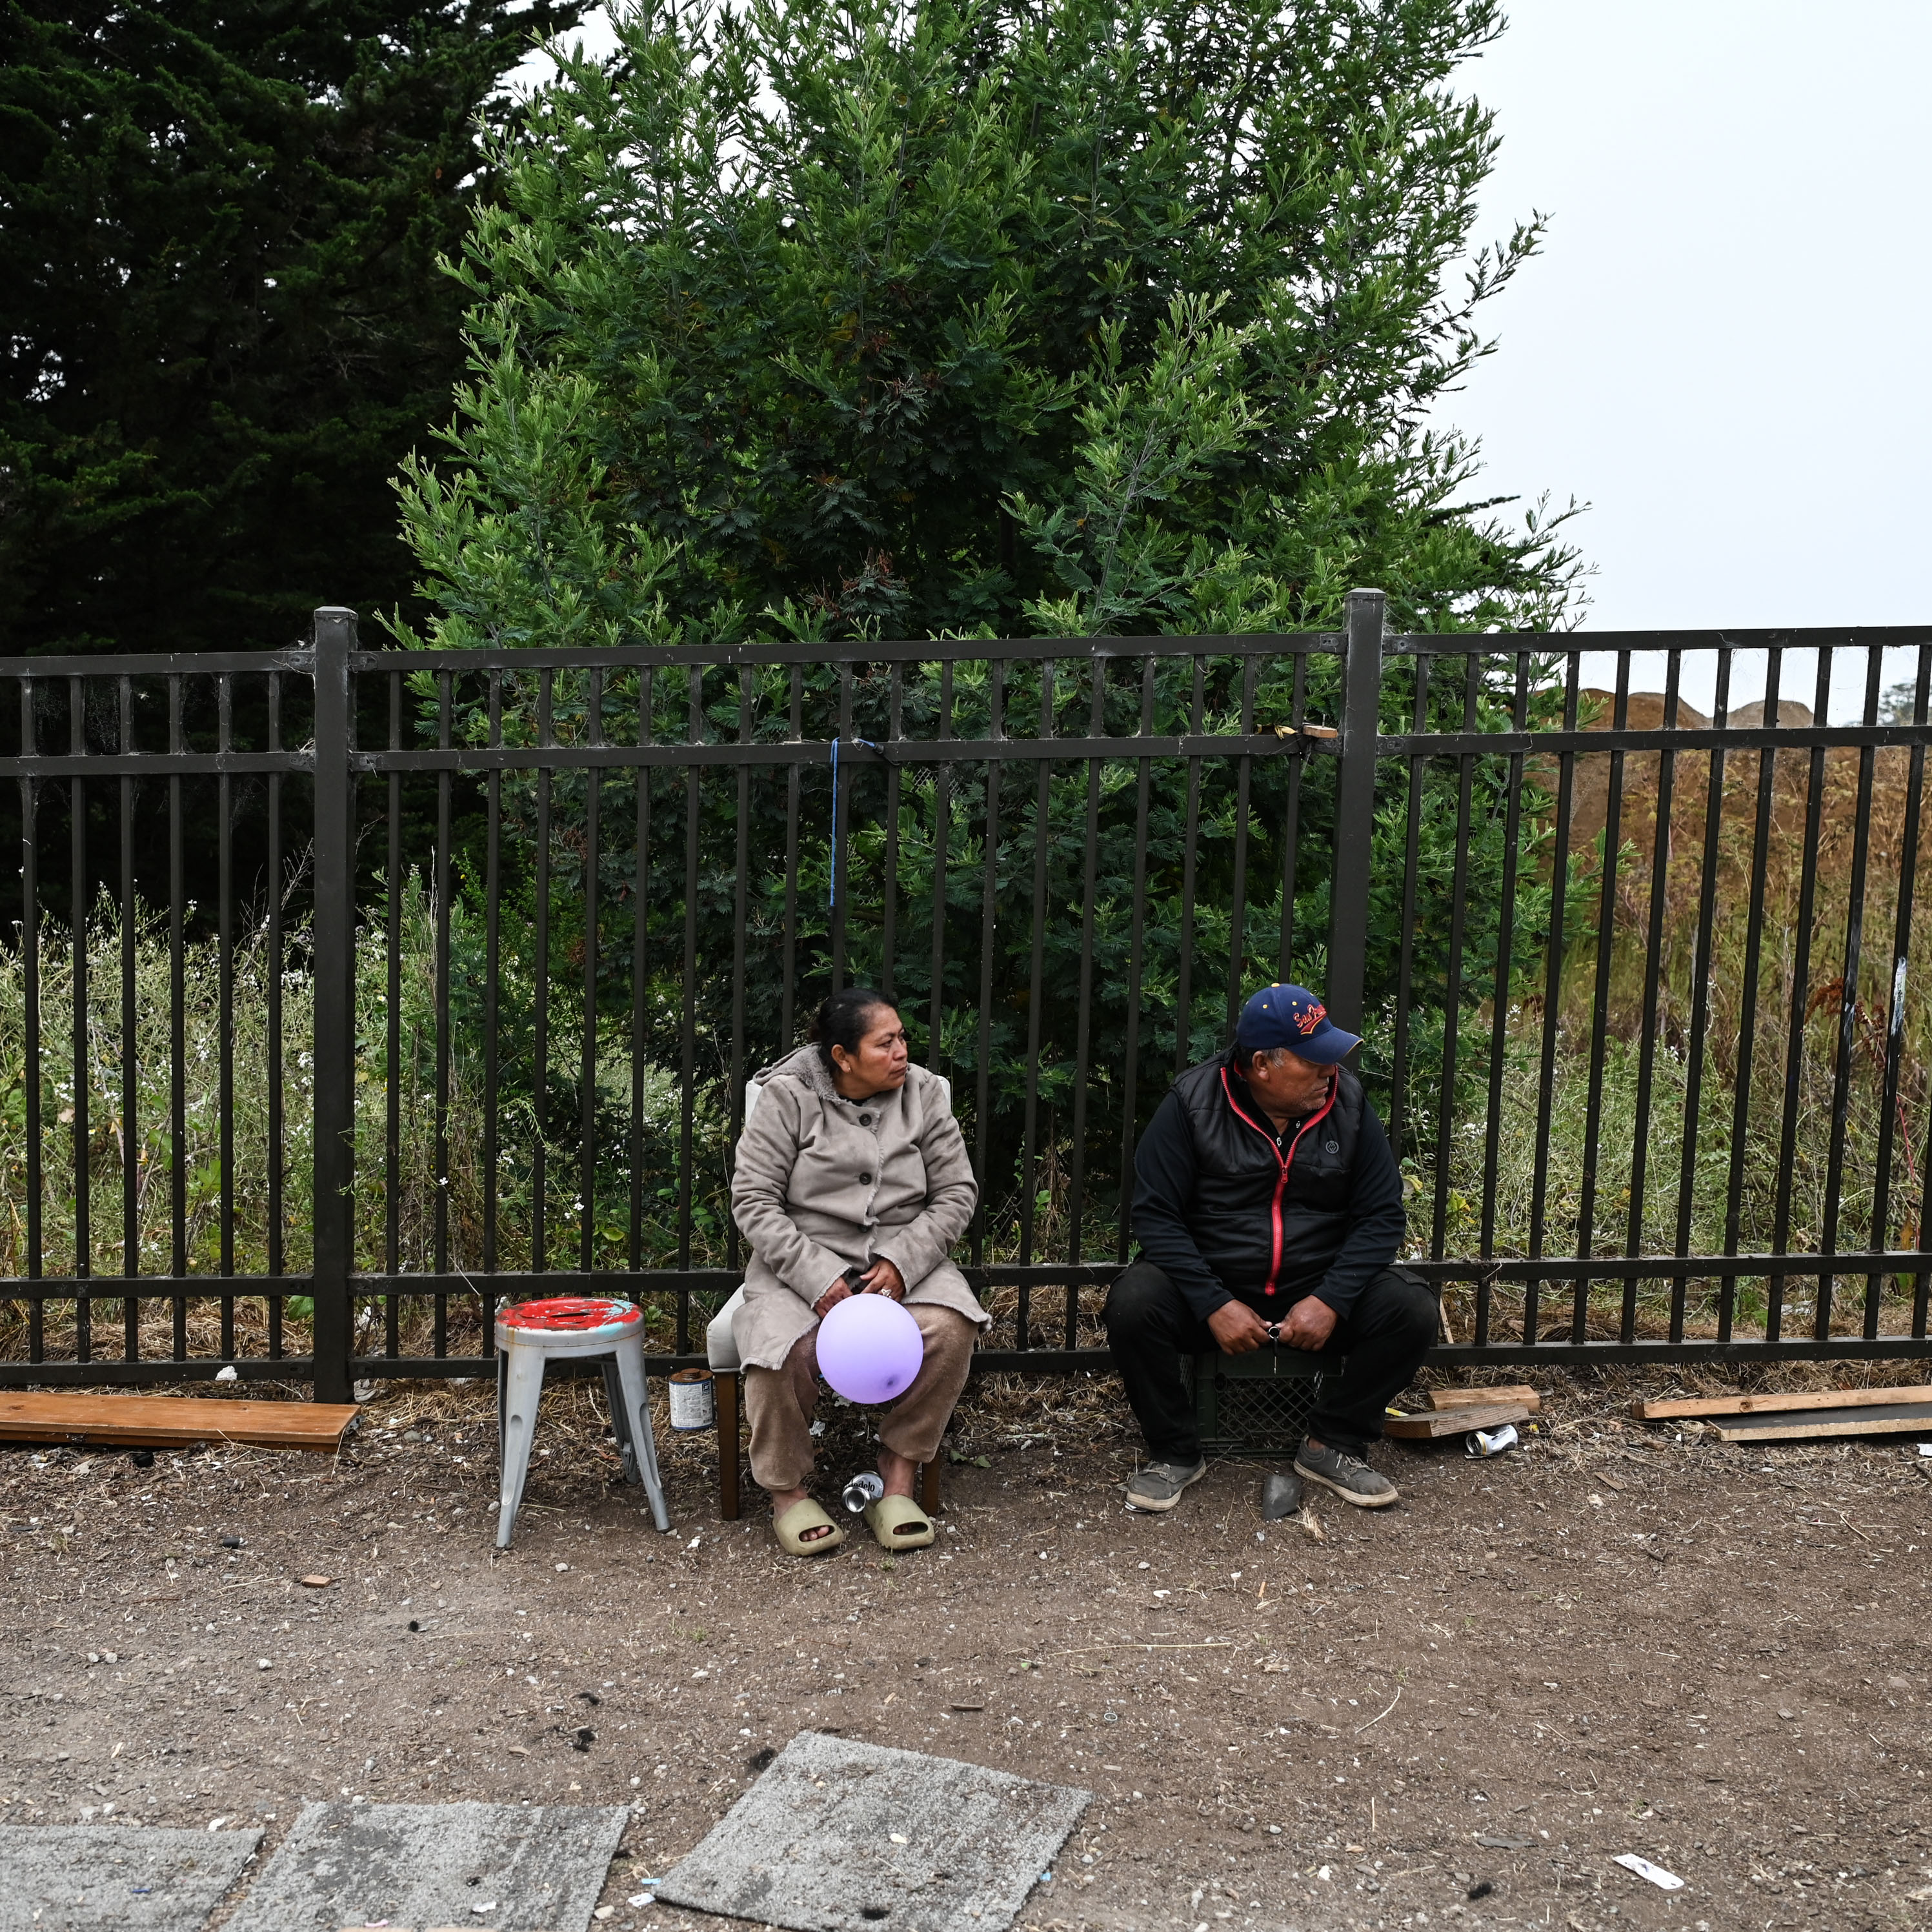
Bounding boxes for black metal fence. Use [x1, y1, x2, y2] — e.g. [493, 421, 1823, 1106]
[1, 593, 1928, 1398]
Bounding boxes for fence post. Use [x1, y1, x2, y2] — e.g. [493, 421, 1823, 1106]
[309, 607, 357, 1404]
[1326, 587, 1384, 1033]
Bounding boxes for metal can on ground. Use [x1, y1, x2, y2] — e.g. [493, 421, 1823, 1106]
[667, 1367, 715, 1431]
[1465, 1422, 1519, 1458]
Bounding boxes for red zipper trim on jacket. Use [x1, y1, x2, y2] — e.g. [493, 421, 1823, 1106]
[1219, 1068, 1338, 1298]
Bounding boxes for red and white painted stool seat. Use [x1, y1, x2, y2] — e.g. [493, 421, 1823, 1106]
[494, 1294, 670, 1547]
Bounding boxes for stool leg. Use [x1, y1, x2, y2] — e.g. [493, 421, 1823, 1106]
[919, 1457, 940, 1518]
[716, 1371, 741, 1522]
[614, 1336, 672, 1533]
[602, 1358, 639, 1482]
[496, 1345, 546, 1549]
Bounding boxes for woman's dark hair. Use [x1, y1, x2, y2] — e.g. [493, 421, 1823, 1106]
[808, 987, 895, 1068]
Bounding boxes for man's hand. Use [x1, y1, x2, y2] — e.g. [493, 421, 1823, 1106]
[1279, 1293, 1338, 1351]
[812, 1276, 854, 1320]
[857, 1257, 907, 1300]
[1207, 1300, 1273, 1354]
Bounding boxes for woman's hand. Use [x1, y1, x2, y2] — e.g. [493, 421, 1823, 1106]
[812, 1276, 854, 1320]
[857, 1257, 906, 1300]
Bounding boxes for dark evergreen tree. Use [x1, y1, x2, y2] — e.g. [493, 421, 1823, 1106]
[0, 0, 584, 654]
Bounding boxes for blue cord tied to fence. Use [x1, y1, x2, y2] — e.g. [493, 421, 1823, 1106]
[829, 735, 883, 909]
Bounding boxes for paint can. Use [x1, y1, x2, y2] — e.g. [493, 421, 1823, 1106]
[1465, 1422, 1519, 1458]
[668, 1367, 715, 1431]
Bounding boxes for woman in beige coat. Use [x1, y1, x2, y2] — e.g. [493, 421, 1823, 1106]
[730, 988, 985, 1556]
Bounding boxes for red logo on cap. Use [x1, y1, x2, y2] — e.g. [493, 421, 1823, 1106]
[1294, 1001, 1326, 1036]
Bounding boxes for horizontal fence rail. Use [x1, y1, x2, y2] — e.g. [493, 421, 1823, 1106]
[0, 597, 1927, 1397]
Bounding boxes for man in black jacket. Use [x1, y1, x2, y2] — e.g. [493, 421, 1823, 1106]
[1105, 983, 1436, 1513]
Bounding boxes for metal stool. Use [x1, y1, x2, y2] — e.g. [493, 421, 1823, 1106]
[495, 1295, 672, 1547]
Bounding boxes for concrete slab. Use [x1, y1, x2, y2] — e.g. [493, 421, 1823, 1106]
[654, 1731, 1089, 1932]
[0, 1824, 262, 1932]
[219, 1802, 627, 1932]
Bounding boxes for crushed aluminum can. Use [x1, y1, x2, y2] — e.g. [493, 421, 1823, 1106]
[1465, 1422, 1520, 1458]
[841, 1470, 886, 1514]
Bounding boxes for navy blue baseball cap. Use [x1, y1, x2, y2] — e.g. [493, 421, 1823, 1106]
[1236, 983, 1361, 1064]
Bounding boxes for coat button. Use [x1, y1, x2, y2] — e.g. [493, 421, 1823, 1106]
[859, 1171, 874, 1185]
[859, 1114, 872, 1125]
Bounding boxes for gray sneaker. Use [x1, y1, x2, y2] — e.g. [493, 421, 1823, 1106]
[1294, 1439, 1398, 1509]
[1124, 1458, 1207, 1513]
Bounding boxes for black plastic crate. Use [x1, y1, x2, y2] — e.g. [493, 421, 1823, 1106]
[1185, 1346, 1341, 1456]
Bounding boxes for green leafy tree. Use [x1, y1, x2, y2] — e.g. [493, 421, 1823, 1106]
[0, 0, 585, 655]
[387, 0, 1587, 1262]
[397, 0, 1580, 649]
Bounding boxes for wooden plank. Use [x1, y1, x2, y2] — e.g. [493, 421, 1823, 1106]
[1708, 1402, 1932, 1444]
[1635, 1384, 1932, 1421]
[1426, 1384, 1542, 1414]
[1384, 1403, 1529, 1440]
[0, 1393, 359, 1452]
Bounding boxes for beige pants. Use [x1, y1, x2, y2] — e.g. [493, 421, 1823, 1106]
[744, 1302, 976, 1493]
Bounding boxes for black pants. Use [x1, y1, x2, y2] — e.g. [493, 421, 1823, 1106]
[1102, 1260, 1438, 1461]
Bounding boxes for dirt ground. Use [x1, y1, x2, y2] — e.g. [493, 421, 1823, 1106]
[1, 1369, 1929, 1932]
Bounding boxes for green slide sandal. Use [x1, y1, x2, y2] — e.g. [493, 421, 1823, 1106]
[863, 1493, 936, 1549]
[774, 1497, 847, 1557]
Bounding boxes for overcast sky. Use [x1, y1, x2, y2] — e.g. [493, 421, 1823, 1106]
[1449, 0, 1931, 714]
[516, 3, 1930, 716]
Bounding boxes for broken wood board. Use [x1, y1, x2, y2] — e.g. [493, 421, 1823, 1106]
[1427, 1384, 1540, 1414]
[0, 1392, 358, 1453]
[1707, 1401, 1932, 1444]
[1384, 1403, 1529, 1440]
[1635, 1384, 1932, 1421]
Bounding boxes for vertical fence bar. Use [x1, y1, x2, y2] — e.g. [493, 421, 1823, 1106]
[119, 676, 138, 1355]
[166, 677, 184, 1357]
[971, 660, 1005, 1267]
[266, 672, 285, 1357]
[1767, 648, 1834, 1338]
[1476, 652, 1531, 1347]
[1571, 655, 1631, 1340]
[629, 667, 655, 1275]
[215, 674, 233, 1355]
[1327, 589, 1384, 1036]
[1817, 645, 1881, 1338]
[1115, 658, 1158, 1267]
[580, 667, 603, 1279]
[70, 676, 90, 1356]
[1277, 654, 1307, 978]
[780, 669, 803, 1052]
[728, 666, 752, 1270]
[1427, 654, 1479, 1265]
[1385, 652, 1430, 1163]
[1723, 648, 1784, 1343]
[1173, 658, 1205, 1072]
[1671, 649, 1731, 1343]
[384, 674, 403, 1354]
[927, 664, 954, 1071]
[881, 665, 902, 1001]
[1525, 656, 1583, 1345]
[676, 667, 702, 1347]
[1621, 650, 1682, 1342]
[1066, 659, 1106, 1300]
[1223, 656, 1259, 1034]
[830, 666, 854, 991]
[19, 678, 41, 1358]
[1872, 644, 1928, 1334]
[309, 608, 357, 1404]
[267, 679, 284, 1360]
[1016, 660, 1056, 1306]
[532, 673, 554, 1276]
[482, 674, 503, 1281]
[434, 672, 453, 1348]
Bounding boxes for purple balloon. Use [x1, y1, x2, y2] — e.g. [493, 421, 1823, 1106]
[816, 1292, 925, 1405]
